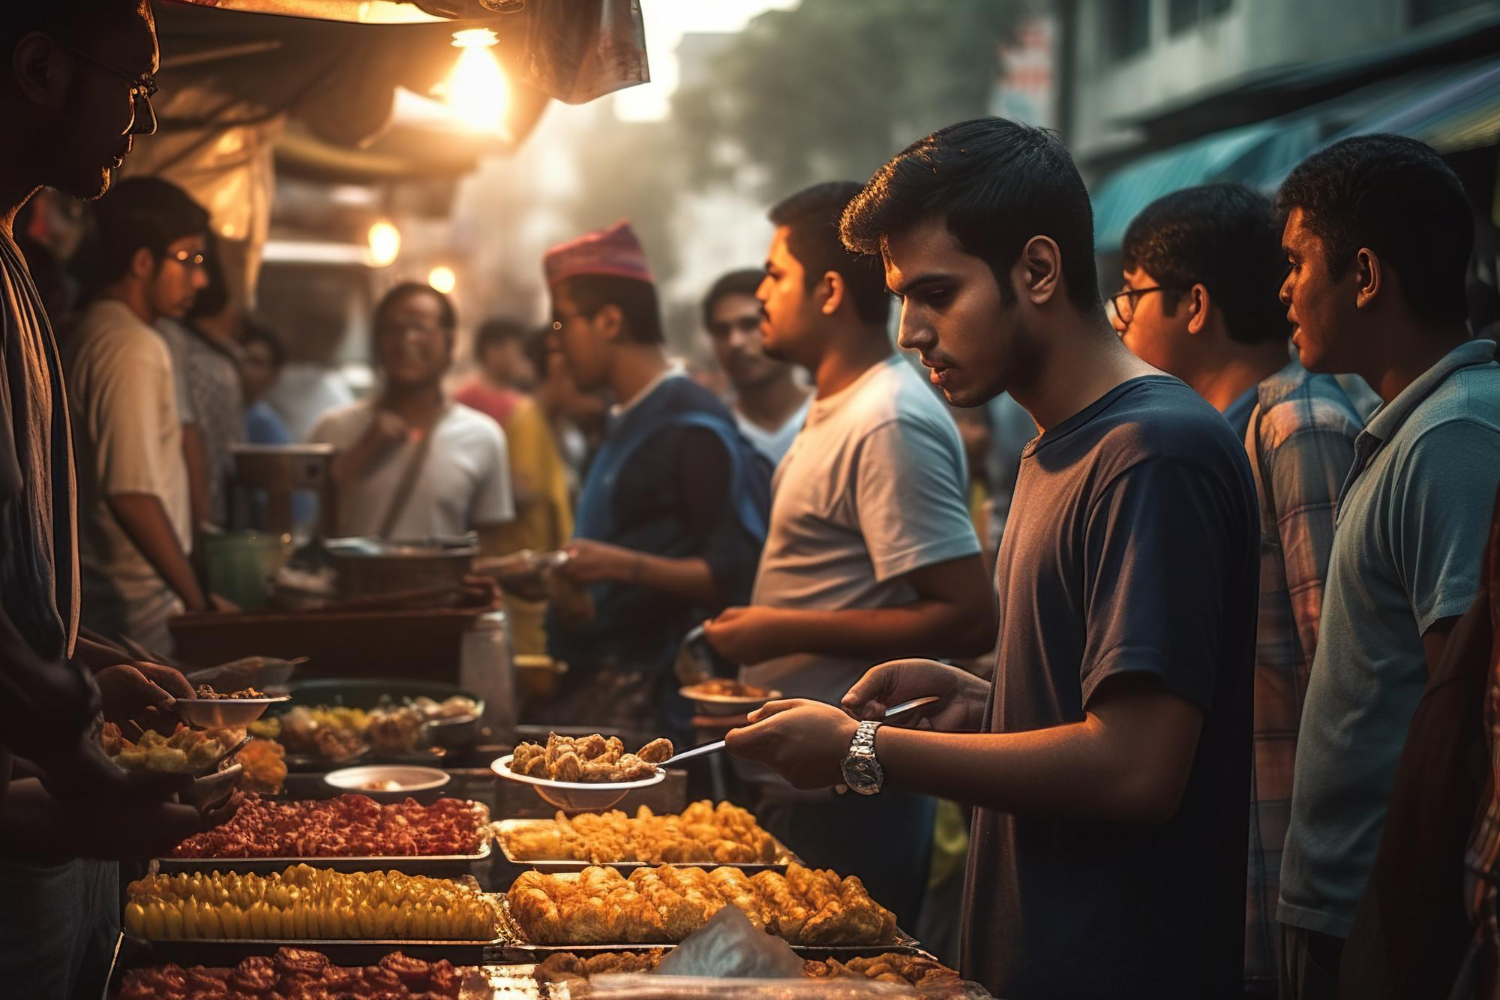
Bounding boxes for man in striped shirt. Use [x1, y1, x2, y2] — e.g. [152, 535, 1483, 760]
[1113, 183, 1366, 998]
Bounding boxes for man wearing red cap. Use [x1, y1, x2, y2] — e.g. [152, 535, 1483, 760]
[542, 221, 771, 733]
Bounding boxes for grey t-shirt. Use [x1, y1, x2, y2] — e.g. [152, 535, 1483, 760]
[1279, 338, 1500, 938]
[963, 376, 1259, 1000]
[741, 354, 979, 704]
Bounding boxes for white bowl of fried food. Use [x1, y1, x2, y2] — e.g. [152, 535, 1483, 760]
[492, 733, 673, 811]
[680, 678, 781, 717]
[174, 685, 290, 728]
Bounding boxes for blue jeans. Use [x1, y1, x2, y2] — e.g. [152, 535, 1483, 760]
[0, 857, 119, 999]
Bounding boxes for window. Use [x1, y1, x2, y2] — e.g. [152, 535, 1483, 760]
[1106, 0, 1151, 60]
[1411, 0, 1489, 24]
[1169, 0, 1234, 34]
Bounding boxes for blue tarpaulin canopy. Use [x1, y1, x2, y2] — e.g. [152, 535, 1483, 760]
[1090, 56, 1500, 252]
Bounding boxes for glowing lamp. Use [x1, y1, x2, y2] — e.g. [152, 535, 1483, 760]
[437, 28, 509, 134]
[367, 220, 401, 267]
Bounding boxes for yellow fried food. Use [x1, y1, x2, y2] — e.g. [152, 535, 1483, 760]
[504, 863, 895, 946]
[125, 864, 496, 941]
[501, 801, 779, 865]
[509, 733, 672, 783]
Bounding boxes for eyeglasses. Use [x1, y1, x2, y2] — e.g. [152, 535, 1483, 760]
[708, 316, 763, 338]
[1106, 286, 1177, 331]
[58, 43, 158, 136]
[166, 249, 206, 269]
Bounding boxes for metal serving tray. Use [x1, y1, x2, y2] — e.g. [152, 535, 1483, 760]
[104, 935, 543, 998]
[494, 819, 799, 873]
[491, 893, 925, 962]
[122, 875, 509, 963]
[155, 799, 493, 875]
[154, 837, 493, 876]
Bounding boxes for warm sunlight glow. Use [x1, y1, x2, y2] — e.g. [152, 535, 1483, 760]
[367, 220, 401, 268]
[437, 29, 510, 134]
[427, 265, 458, 295]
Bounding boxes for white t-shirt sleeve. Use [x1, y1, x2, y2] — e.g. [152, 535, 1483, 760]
[853, 414, 981, 582]
[470, 419, 514, 527]
[90, 339, 177, 500]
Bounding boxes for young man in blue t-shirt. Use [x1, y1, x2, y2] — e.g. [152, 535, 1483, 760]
[725, 118, 1261, 1000]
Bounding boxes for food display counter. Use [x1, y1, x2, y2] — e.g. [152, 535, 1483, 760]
[102, 685, 993, 999]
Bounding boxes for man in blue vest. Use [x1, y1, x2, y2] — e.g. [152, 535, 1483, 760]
[542, 221, 770, 735]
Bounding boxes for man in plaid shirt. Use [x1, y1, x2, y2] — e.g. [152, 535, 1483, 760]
[1113, 184, 1368, 998]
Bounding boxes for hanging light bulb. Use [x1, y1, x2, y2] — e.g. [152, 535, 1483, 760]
[436, 28, 509, 134]
[367, 220, 401, 268]
[428, 265, 457, 295]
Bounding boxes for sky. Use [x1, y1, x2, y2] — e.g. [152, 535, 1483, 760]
[614, 0, 800, 121]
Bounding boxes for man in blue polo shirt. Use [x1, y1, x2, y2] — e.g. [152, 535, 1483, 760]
[1275, 135, 1500, 1000]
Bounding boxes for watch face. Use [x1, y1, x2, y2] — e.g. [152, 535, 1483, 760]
[843, 757, 881, 793]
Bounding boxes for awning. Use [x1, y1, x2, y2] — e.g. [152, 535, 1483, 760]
[1090, 56, 1500, 252]
[1090, 119, 1321, 253]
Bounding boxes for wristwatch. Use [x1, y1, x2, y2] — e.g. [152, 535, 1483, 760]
[840, 720, 885, 796]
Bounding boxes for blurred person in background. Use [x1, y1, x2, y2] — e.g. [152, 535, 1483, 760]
[702, 268, 810, 466]
[529, 323, 605, 480]
[703, 183, 993, 930]
[240, 320, 293, 445]
[1113, 182, 1365, 999]
[456, 319, 571, 552]
[458, 318, 573, 656]
[65, 176, 229, 653]
[1, 4, 243, 996]
[311, 282, 514, 542]
[157, 233, 243, 532]
[541, 221, 770, 735]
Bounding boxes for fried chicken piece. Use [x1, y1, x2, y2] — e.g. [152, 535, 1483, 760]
[552, 751, 584, 783]
[574, 733, 611, 760]
[608, 753, 658, 781]
[636, 737, 673, 763]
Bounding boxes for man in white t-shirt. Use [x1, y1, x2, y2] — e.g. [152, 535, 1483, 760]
[701, 269, 810, 466]
[703, 182, 996, 929]
[311, 282, 513, 541]
[66, 177, 221, 653]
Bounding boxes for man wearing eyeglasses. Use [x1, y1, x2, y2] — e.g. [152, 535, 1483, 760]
[0, 7, 246, 999]
[64, 176, 222, 655]
[702, 269, 810, 466]
[1111, 183, 1367, 999]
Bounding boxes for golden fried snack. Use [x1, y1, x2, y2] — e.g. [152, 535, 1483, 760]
[501, 801, 778, 865]
[508, 733, 672, 782]
[504, 863, 895, 946]
[126, 865, 496, 941]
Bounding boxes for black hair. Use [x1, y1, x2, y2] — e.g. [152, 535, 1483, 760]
[240, 319, 285, 370]
[1121, 183, 1290, 345]
[374, 281, 457, 335]
[701, 269, 765, 330]
[473, 317, 529, 364]
[557, 274, 664, 345]
[768, 182, 891, 326]
[842, 117, 1102, 309]
[91, 176, 209, 285]
[1277, 134, 1473, 322]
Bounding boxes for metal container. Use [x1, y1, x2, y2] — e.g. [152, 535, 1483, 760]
[152, 839, 494, 877]
[492, 894, 926, 962]
[325, 536, 478, 602]
[494, 819, 798, 873]
[462, 609, 518, 745]
[229, 443, 335, 536]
